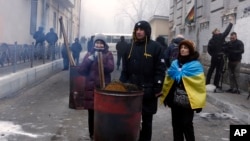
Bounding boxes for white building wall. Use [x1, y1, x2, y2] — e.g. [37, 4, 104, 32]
[0, 0, 32, 44]
[0, 0, 81, 45]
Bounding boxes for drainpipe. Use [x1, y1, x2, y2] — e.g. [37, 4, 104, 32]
[42, 0, 47, 29]
[79, 0, 82, 37]
[194, 0, 199, 51]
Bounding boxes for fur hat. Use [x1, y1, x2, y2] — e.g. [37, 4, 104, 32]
[178, 40, 199, 63]
[133, 20, 151, 39]
[179, 40, 196, 54]
[94, 33, 106, 44]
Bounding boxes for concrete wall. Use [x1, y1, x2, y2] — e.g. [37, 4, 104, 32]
[0, 60, 63, 99]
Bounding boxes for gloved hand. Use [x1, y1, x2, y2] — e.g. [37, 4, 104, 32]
[94, 51, 98, 57]
[88, 54, 95, 61]
[88, 52, 98, 61]
[194, 108, 202, 113]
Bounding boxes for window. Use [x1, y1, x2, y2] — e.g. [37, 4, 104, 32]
[222, 14, 236, 26]
[200, 21, 209, 31]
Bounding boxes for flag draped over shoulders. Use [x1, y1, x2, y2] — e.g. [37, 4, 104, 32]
[160, 60, 206, 109]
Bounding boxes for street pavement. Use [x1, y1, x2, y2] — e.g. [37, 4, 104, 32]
[0, 53, 250, 140]
[0, 65, 249, 141]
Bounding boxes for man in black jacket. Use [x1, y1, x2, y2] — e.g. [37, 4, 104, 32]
[206, 18, 234, 89]
[71, 38, 82, 65]
[45, 28, 58, 60]
[119, 21, 166, 141]
[116, 36, 128, 70]
[224, 32, 244, 93]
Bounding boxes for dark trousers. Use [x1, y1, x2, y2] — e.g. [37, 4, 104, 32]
[47, 44, 56, 60]
[73, 54, 80, 66]
[88, 109, 94, 137]
[116, 53, 122, 68]
[206, 55, 224, 87]
[138, 113, 153, 141]
[34, 42, 44, 60]
[63, 57, 69, 70]
[228, 61, 241, 89]
[171, 106, 195, 141]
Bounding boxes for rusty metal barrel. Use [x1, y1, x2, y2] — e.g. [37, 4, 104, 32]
[69, 66, 85, 109]
[94, 89, 143, 141]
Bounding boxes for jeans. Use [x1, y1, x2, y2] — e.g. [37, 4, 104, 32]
[228, 61, 241, 89]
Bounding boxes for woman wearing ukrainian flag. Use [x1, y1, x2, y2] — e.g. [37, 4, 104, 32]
[160, 40, 206, 141]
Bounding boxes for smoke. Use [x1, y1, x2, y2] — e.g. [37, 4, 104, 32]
[80, 0, 120, 37]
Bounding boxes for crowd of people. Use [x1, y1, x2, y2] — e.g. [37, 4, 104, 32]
[63, 17, 244, 141]
[32, 26, 83, 70]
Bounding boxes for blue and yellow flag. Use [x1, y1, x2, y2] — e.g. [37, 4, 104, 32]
[160, 60, 206, 109]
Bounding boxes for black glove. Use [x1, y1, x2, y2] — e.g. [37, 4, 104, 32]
[194, 108, 202, 113]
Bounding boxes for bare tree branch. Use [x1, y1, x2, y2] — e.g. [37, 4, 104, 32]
[116, 0, 169, 27]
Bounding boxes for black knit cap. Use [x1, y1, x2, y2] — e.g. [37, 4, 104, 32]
[134, 20, 151, 38]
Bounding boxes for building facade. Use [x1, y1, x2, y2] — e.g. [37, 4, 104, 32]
[170, 0, 250, 91]
[0, 0, 81, 45]
[149, 15, 170, 43]
[170, 0, 250, 62]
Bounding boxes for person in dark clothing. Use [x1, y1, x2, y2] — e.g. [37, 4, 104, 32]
[116, 36, 128, 70]
[87, 36, 95, 53]
[224, 32, 244, 94]
[33, 26, 45, 59]
[206, 18, 234, 89]
[71, 38, 82, 65]
[119, 20, 166, 141]
[61, 43, 69, 70]
[0, 43, 9, 67]
[45, 28, 58, 60]
[156, 35, 168, 52]
[160, 40, 206, 141]
[33, 26, 45, 46]
[78, 33, 114, 140]
[164, 35, 184, 68]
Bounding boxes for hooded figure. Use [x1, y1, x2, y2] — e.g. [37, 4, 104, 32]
[116, 36, 128, 70]
[78, 33, 114, 140]
[71, 37, 82, 65]
[119, 20, 166, 141]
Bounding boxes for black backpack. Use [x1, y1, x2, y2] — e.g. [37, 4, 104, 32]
[169, 43, 179, 64]
[207, 38, 215, 56]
